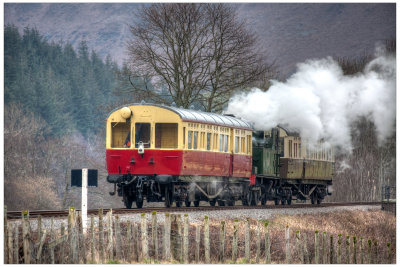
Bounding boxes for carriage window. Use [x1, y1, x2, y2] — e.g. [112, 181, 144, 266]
[155, 123, 178, 149]
[135, 123, 151, 148]
[219, 134, 223, 152]
[207, 133, 211, 150]
[111, 122, 131, 148]
[235, 136, 239, 153]
[193, 131, 198, 149]
[188, 131, 193, 149]
[224, 135, 228, 152]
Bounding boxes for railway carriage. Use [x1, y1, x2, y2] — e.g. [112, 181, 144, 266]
[106, 104, 253, 208]
[106, 104, 334, 208]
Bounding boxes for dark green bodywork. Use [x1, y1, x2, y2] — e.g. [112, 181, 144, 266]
[252, 128, 334, 181]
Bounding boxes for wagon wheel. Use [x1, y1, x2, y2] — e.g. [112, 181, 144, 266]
[217, 200, 225, 206]
[209, 199, 216, 206]
[136, 199, 143, 209]
[123, 195, 133, 209]
[165, 186, 172, 208]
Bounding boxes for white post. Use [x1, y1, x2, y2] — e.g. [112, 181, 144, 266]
[82, 168, 88, 233]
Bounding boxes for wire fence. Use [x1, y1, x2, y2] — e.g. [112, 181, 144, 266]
[3, 207, 396, 264]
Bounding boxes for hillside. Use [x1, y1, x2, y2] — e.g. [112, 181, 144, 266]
[4, 3, 395, 77]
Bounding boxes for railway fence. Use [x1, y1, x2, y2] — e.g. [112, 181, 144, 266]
[4, 206, 395, 264]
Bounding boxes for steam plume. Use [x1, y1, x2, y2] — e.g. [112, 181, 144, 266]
[226, 50, 396, 152]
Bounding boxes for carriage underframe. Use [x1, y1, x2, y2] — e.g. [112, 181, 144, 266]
[111, 174, 332, 208]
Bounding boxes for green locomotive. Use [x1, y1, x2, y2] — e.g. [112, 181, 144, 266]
[251, 126, 334, 205]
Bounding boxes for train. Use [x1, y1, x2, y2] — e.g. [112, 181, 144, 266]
[106, 104, 334, 208]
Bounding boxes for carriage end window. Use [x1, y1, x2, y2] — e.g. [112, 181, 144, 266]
[135, 123, 151, 148]
[111, 122, 131, 148]
[155, 123, 178, 149]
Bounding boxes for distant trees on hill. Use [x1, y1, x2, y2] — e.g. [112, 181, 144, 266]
[4, 25, 119, 137]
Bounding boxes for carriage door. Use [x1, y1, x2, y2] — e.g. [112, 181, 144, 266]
[229, 128, 235, 176]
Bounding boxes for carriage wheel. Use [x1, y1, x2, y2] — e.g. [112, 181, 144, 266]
[124, 196, 133, 209]
[165, 186, 172, 208]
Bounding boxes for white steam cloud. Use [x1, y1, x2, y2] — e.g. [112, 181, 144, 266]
[226, 50, 396, 152]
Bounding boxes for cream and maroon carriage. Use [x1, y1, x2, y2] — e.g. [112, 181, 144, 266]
[106, 104, 253, 208]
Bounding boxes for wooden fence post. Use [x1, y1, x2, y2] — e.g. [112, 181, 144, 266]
[195, 224, 200, 263]
[141, 213, 148, 260]
[90, 215, 95, 263]
[170, 214, 181, 262]
[367, 239, 372, 264]
[152, 211, 159, 261]
[345, 235, 350, 264]
[219, 221, 226, 263]
[22, 210, 31, 264]
[4, 206, 8, 264]
[232, 219, 239, 263]
[60, 223, 65, 264]
[107, 210, 114, 261]
[36, 229, 47, 263]
[245, 218, 250, 262]
[164, 213, 171, 261]
[8, 225, 13, 264]
[360, 237, 364, 264]
[337, 234, 342, 264]
[303, 233, 309, 264]
[353, 236, 357, 264]
[329, 234, 334, 264]
[374, 241, 378, 264]
[387, 242, 391, 264]
[98, 209, 104, 263]
[37, 215, 42, 245]
[204, 216, 210, 264]
[183, 214, 189, 263]
[126, 221, 132, 263]
[285, 225, 291, 264]
[314, 230, 319, 264]
[14, 225, 19, 264]
[322, 232, 326, 264]
[78, 213, 87, 264]
[256, 222, 260, 264]
[296, 230, 303, 263]
[133, 223, 138, 262]
[115, 215, 122, 260]
[264, 221, 271, 264]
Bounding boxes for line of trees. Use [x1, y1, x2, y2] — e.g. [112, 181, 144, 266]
[4, 25, 118, 137]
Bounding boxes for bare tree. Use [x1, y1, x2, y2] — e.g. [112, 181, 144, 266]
[127, 3, 276, 111]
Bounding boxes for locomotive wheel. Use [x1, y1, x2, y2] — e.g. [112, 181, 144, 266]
[287, 197, 292, 205]
[185, 201, 191, 207]
[227, 199, 235, 206]
[176, 201, 182, 207]
[194, 200, 200, 207]
[274, 198, 279, 205]
[165, 187, 172, 208]
[250, 191, 258, 206]
[136, 199, 143, 209]
[317, 198, 322, 205]
[209, 199, 216, 206]
[281, 199, 285, 205]
[218, 200, 225, 206]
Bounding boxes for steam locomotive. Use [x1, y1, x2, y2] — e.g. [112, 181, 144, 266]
[106, 104, 334, 208]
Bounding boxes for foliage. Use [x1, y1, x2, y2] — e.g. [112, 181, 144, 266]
[4, 25, 119, 137]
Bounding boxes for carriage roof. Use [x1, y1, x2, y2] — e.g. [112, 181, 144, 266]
[109, 103, 253, 130]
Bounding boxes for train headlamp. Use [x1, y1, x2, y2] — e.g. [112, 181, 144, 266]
[120, 107, 132, 119]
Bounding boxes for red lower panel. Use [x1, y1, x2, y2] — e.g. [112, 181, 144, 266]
[181, 151, 252, 178]
[106, 149, 183, 175]
[107, 149, 252, 178]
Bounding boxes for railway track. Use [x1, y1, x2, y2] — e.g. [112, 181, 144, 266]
[6, 202, 381, 220]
